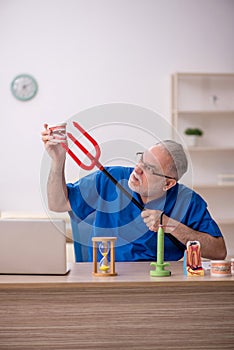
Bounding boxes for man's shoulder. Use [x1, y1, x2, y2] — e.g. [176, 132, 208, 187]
[176, 183, 206, 204]
[176, 183, 193, 193]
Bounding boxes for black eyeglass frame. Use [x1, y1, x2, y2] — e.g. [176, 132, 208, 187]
[136, 152, 176, 180]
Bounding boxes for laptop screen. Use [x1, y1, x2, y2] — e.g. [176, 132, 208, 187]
[0, 219, 69, 275]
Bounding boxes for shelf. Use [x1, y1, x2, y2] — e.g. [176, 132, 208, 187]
[172, 72, 234, 236]
[173, 110, 234, 116]
[193, 184, 234, 189]
[187, 147, 234, 152]
[172, 73, 234, 113]
[175, 72, 234, 77]
[217, 219, 234, 225]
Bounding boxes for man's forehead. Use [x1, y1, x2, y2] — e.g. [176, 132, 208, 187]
[145, 146, 172, 166]
[146, 145, 165, 157]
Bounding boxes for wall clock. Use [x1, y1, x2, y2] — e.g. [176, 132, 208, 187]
[11, 74, 38, 101]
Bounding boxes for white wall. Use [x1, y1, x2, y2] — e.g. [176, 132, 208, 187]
[0, 0, 233, 213]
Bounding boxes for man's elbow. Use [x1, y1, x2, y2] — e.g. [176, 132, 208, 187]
[215, 249, 227, 260]
[48, 201, 71, 213]
[217, 247, 227, 260]
[213, 237, 227, 260]
[48, 205, 66, 213]
[201, 237, 227, 260]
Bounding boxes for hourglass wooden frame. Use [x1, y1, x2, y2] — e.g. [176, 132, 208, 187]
[92, 237, 117, 277]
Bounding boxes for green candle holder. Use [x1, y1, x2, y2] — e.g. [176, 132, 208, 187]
[150, 212, 171, 277]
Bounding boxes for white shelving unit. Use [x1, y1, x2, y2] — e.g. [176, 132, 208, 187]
[171, 73, 234, 257]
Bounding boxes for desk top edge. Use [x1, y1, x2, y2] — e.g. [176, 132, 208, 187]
[0, 262, 233, 289]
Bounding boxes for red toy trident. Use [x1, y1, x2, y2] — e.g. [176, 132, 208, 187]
[61, 121, 143, 210]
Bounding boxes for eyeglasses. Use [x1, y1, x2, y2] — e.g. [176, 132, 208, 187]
[136, 152, 176, 180]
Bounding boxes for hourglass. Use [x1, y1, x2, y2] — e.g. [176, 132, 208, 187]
[92, 237, 117, 276]
[99, 241, 110, 272]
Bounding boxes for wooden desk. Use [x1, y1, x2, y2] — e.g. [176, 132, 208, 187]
[0, 262, 234, 349]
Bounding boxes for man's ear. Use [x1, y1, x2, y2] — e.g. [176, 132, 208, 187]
[164, 179, 177, 191]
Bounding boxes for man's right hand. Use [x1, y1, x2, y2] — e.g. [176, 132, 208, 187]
[42, 123, 71, 212]
[41, 123, 67, 163]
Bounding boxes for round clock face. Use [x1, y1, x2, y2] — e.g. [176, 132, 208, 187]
[11, 74, 38, 101]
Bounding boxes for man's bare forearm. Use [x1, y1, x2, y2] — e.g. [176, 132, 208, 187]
[142, 209, 227, 260]
[47, 161, 71, 212]
[165, 216, 227, 260]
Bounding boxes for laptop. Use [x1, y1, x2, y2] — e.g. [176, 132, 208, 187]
[0, 218, 70, 275]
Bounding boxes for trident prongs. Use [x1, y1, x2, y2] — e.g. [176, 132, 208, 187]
[61, 121, 103, 171]
[61, 121, 145, 210]
[72, 121, 101, 161]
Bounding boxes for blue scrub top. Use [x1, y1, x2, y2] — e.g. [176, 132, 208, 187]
[67, 166, 222, 262]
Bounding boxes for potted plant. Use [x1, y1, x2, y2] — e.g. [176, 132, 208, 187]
[184, 128, 203, 147]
